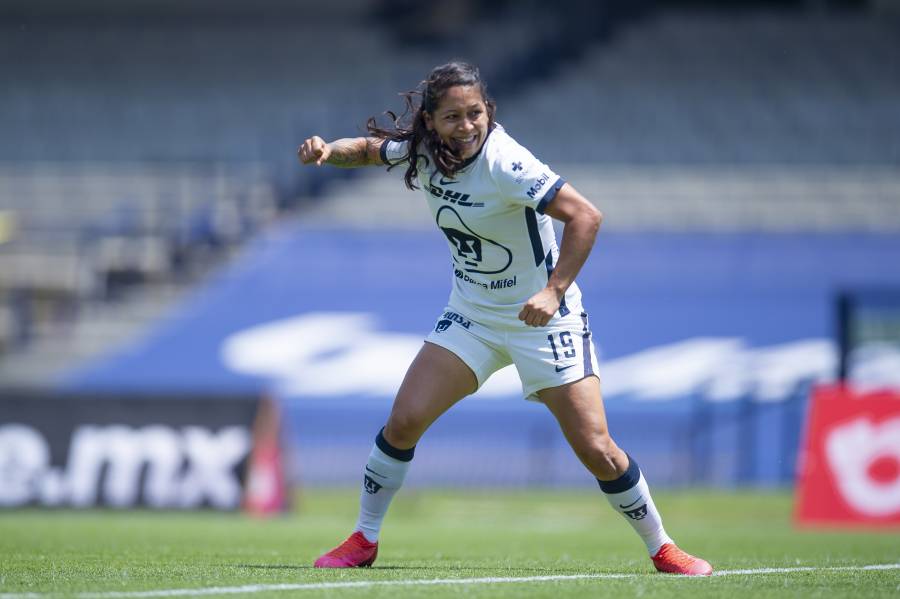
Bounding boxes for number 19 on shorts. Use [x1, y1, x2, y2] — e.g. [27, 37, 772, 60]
[547, 332, 576, 361]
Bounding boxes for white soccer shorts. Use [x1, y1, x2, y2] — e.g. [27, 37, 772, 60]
[424, 306, 600, 401]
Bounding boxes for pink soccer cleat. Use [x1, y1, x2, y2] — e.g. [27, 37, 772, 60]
[651, 543, 713, 576]
[314, 531, 378, 568]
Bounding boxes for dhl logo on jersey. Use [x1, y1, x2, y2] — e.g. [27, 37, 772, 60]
[427, 184, 485, 207]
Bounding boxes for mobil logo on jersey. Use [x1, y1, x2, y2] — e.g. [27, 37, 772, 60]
[526, 172, 551, 199]
[436, 206, 511, 274]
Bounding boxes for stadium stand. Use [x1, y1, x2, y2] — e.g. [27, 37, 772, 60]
[0, 0, 575, 374]
[495, 9, 900, 230]
[504, 12, 900, 165]
[1, 1, 899, 384]
[0, 0, 412, 374]
[306, 9, 900, 231]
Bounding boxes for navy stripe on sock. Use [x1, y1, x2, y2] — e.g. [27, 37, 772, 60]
[597, 453, 641, 494]
[375, 428, 415, 462]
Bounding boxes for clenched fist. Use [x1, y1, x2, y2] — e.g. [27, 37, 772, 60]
[298, 136, 330, 166]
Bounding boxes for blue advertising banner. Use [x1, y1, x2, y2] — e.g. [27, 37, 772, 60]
[63, 224, 900, 402]
[59, 224, 900, 487]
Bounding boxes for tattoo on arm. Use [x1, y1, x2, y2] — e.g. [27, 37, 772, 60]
[327, 138, 374, 168]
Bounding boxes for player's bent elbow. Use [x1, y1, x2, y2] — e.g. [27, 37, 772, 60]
[584, 204, 602, 234]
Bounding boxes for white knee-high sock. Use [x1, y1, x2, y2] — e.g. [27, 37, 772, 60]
[355, 428, 414, 543]
[598, 454, 673, 555]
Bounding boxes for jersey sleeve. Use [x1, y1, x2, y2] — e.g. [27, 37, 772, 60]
[379, 139, 410, 166]
[490, 141, 565, 214]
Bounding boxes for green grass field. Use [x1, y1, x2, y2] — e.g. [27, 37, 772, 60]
[1, 489, 897, 598]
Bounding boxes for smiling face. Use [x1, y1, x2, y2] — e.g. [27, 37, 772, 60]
[424, 85, 490, 161]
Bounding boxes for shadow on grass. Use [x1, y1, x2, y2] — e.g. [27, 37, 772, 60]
[234, 564, 592, 573]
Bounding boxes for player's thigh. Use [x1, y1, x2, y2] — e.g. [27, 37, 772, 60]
[538, 375, 609, 442]
[384, 341, 478, 445]
[426, 308, 510, 388]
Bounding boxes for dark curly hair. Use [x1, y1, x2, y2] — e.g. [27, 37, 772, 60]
[367, 61, 496, 190]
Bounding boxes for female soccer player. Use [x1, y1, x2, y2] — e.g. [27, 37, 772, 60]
[297, 61, 712, 576]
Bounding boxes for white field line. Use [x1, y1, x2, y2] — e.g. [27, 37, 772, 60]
[1, 563, 897, 599]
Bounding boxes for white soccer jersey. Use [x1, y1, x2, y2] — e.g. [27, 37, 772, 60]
[380, 125, 584, 328]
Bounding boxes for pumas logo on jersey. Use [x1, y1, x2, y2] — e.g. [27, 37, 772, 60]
[437, 206, 512, 275]
[512, 162, 523, 172]
[427, 183, 485, 208]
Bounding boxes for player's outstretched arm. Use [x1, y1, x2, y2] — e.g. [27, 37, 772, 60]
[297, 136, 384, 168]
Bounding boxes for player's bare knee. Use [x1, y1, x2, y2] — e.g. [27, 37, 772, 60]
[383, 413, 425, 449]
[578, 434, 621, 478]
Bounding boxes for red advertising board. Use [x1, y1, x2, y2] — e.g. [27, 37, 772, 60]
[795, 384, 900, 527]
